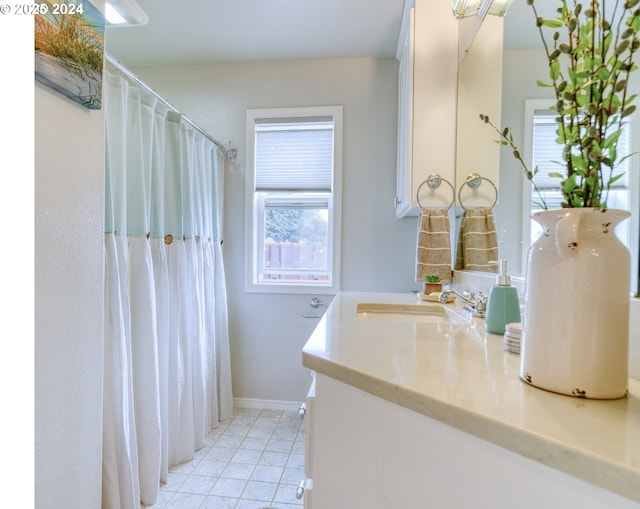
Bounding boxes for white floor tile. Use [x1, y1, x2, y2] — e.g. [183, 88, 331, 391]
[241, 479, 278, 501]
[247, 425, 275, 439]
[225, 423, 253, 437]
[235, 499, 274, 509]
[191, 459, 227, 477]
[273, 483, 302, 505]
[162, 473, 189, 492]
[250, 465, 284, 483]
[241, 436, 270, 450]
[255, 415, 281, 427]
[258, 451, 289, 468]
[164, 492, 207, 508]
[142, 489, 174, 508]
[265, 438, 294, 453]
[216, 434, 247, 449]
[146, 407, 304, 508]
[210, 477, 248, 498]
[178, 474, 217, 495]
[279, 468, 304, 485]
[205, 446, 236, 462]
[284, 454, 304, 471]
[200, 495, 238, 508]
[233, 414, 259, 426]
[261, 409, 284, 418]
[291, 441, 305, 455]
[231, 447, 263, 464]
[221, 461, 256, 480]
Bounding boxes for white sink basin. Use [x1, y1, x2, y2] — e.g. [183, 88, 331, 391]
[356, 302, 469, 325]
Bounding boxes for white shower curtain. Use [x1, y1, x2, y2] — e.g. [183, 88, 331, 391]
[102, 70, 233, 508]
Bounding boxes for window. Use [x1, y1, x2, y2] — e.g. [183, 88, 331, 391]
[245, 106, 342, 293]
[523, 99, 639, 294]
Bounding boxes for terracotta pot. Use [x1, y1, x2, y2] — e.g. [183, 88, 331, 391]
[424, 282, 443, 295]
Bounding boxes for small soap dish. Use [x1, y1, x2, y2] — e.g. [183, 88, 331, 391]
[419, 292, 455, 303]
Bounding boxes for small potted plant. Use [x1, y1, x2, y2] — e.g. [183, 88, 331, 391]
[424, 275, 443, 295]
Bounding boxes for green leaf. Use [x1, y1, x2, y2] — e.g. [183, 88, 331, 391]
[604, 130, 622, 146]
[550, 59, 561, 80]
[623, 105, 637, 117]
[564, 174, 577, 194]
[542, 19, 564, 28]
[607, 173, 625, 185]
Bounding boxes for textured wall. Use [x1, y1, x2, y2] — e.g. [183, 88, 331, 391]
[35, 81, 104, 507]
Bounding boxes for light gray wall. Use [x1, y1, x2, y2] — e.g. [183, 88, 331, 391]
[133, 57, 419, 402]
[35, 81, 104, 506]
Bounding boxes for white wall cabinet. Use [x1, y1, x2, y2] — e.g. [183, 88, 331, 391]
[305, 373, 638, 508]
[395, 0, 458, 217]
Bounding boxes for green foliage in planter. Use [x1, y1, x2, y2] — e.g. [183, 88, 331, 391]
[483, 0, 640, 209]
[424, 275, 442, 283]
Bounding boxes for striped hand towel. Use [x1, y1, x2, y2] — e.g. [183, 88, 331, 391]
[454, 207, 499, 272]
[415, 208, 452, 283]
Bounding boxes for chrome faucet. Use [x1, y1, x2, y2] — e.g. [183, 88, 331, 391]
[439, 289, 487, 317]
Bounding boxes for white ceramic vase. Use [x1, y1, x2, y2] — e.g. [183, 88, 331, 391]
[520, 208, 631, 399]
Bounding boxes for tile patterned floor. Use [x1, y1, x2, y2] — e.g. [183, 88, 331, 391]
[145, 407, 306, 509]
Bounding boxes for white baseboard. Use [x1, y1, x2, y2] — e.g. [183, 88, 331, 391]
[233, 397, 302, 412]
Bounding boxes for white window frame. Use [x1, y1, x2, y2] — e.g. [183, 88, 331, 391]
[522, 99, 639, 294]
[245, 106, 343, 294]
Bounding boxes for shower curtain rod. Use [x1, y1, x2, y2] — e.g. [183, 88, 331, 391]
[104, 53, 235, 160]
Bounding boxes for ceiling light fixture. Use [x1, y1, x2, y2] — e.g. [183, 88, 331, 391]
[105, 0, 149, 27]
[450, 0, 514, 20]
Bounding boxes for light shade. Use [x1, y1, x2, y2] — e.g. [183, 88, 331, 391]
[488, 0, 515, 16]
[105, 0, 149, 27]
[451, 0, 514, 19]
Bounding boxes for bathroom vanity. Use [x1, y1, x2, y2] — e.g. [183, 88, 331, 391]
[301, 291, 640, 508]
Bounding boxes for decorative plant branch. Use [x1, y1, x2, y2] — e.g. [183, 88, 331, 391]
[483, 0, 640, 209]
[480, 113, 550, 209]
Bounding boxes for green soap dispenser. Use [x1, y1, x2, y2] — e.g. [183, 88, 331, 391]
[485, 259, 521, 335]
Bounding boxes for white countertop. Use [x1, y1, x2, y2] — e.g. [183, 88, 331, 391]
[302, 291, 640, 504]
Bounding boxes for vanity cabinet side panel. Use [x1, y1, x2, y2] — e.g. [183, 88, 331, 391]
[308, 373, 638, 508]
[395, 8, 415, 218]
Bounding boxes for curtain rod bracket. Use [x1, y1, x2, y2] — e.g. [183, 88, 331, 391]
[227, 142, 238, 161]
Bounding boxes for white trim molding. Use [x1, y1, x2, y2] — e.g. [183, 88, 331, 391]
[233, 397, 303, 413]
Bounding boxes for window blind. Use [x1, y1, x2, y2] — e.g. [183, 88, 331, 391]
[255, 121, 334, 192]
[532, 115, 630, 191]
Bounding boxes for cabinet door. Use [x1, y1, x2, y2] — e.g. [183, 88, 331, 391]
[302, 373, 316, 508]
[309, 373, 635, 508]
[395, 0, 458, 218]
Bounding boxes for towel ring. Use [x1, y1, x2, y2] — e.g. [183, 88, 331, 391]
[458, 173, 498, 210]
[416, 173, 455, 209]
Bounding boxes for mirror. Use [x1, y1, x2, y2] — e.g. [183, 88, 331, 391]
[453, 15, 504, 274]
[456, 15, 503, 194]
[456, 2, 640, 295]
